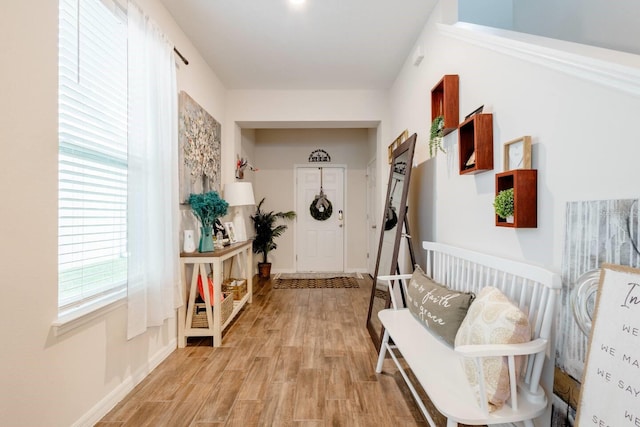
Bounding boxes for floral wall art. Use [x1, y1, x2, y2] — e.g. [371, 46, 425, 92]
[178, 91, 221, 203]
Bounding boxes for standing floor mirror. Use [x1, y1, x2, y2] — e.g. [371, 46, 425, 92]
[366, 133, 417, 351]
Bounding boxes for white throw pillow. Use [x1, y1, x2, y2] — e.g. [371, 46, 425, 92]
[454, 286, 531, 412]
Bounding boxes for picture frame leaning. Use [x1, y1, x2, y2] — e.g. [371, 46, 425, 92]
[224, 222, 237, 243]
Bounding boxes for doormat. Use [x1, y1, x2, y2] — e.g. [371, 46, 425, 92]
[273, 276, 360, 289]
[374, 289, 387, 299]
[274, 272, 363, 280]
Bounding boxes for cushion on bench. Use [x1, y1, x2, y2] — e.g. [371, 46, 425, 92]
[405, 266, 475, 346]
[454, 286, 531, 412]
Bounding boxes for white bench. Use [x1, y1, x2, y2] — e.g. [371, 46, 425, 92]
[375, 241, 562, 427]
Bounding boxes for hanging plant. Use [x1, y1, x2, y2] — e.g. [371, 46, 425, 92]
[429, 115, 445, 157]
[493, 188, 515, 219]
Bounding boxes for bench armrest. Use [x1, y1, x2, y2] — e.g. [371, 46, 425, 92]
[376, 274, 413, 309]
[455, 338, 549, 413]
[455, 338, 548, 358]
[377, 274, 413, 281]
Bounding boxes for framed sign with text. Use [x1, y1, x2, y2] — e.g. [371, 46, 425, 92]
[576, 263, 640, 426]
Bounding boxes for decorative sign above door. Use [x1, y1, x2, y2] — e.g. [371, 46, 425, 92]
[308, 149, 331, 163]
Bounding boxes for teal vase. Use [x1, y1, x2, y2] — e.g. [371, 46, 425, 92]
[198, 226, 214, 252]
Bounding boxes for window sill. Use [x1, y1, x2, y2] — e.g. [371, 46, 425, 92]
[52, 291, 126, 337]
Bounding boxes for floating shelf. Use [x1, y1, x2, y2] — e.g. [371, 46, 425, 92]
[495, 169, 538, 228]
[458, 113, 493, 175]
[431, 75, 459, 136]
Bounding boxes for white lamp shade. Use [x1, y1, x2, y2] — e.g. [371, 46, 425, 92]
[224, 182, 256, 207]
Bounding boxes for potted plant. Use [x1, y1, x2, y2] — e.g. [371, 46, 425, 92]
[494, 188, 515, 223]
[429, 115, 445, 157]
[250, 197, 296, 278]
[188, 191, 229, 252]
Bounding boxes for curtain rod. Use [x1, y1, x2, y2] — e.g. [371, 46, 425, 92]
[173, 47, 189, 65]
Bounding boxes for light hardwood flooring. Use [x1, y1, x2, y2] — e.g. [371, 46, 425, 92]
[96, 276, 441, 427]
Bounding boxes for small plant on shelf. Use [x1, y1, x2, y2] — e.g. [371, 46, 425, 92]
[493, 188, 514, 220]
[429, 115, 445, 157]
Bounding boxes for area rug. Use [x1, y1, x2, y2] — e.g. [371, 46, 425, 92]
[273, 275, 360, 289]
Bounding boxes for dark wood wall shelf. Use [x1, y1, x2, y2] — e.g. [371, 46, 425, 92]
[495, 169, 538, 228]
[431, 75, 459, 136]
[458, 113, 493, 175]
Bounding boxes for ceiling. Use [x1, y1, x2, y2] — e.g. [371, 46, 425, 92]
[159, 0, 437, 90]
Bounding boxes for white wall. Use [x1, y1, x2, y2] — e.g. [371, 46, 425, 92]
[462, 0, 640, 56]
[392, 3, 640, 284]
[458, 0, 513, 30]
[240, 129, 257, 174]
[226, 90, 389, 183]
[391, 6, 640, 424]
[226, 89, 390, 271]
[252, 128, 369, 273]
[0, 1, 227, 425]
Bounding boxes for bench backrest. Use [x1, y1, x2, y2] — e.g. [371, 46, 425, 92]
[421, 241, 562, 393]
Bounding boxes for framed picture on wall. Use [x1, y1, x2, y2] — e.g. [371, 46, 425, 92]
[503, 136, 532, 171]
[178, 91, 222, 203]
[224, 222, 237, 243]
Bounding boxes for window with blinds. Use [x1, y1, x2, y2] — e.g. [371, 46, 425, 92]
[58, 0, 128, 312]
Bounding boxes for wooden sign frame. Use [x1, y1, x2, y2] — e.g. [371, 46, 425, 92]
[388, 130, 408, 164]
[575, 263, 640, 426]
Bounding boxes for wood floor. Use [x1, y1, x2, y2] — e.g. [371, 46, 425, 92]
[96, 275, 435, 427]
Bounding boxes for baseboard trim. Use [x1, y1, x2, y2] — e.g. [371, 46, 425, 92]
[71, 338, 177, 427]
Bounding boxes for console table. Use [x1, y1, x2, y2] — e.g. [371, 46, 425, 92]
[178, 240, 253, 347]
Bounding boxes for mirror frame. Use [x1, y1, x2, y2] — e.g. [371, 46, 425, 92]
[366, 133, 417, 350]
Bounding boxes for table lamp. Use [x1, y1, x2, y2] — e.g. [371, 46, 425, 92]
[223, 182, 256, 242]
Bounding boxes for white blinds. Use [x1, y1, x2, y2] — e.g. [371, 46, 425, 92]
[58, 0, 128, 311]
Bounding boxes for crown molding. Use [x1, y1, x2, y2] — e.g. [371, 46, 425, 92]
[438, 22, 640, 98]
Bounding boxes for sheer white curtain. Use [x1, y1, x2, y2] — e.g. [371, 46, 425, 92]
[127, 2, 180, 339]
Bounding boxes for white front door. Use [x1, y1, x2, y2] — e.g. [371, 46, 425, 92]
[296, 166, 345, 272]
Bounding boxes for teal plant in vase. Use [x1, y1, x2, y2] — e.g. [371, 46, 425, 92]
[188, 191, 229, 252]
